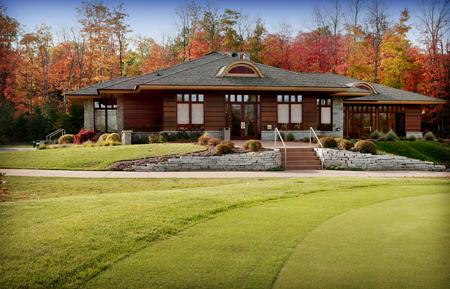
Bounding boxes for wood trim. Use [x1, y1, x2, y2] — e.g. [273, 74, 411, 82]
[217, 61, 266, 78]
[330, 92, 371, 96]
[344, 100, 447, 105]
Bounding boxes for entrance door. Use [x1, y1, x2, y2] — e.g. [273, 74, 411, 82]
[351, 113, 373, 138]
[396, 113, 405, 137]
[230, 104, 257, 139]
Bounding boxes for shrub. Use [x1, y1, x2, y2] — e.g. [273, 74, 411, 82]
[385, 130, 397, 142]
[220, 140, 235, 149]
[243, 139, 262, 151]
[277, 131, 286, 141]
[407, 134, 417, 141]
[360, 136, 367, 140]
[312, 134, 327, 143]
[338, 139, 353, 150]
[74, 128, 98, 144]
[399, 136, 406, 141]
[424, 131, 436, 141]
[286, 132, 295, 141]
[334, 137, 344, 144]
[158, 134, 168, 143]
[378, 136, 386, 141]
[97, 133, 110, 144]
[208, 137, 222, 146]
[106, 133, 121, 143]
[438, 138, 444, 143]
[371, 130, 381, 140]
[149, 134, 160, 143]
[58, 134, 74, 144]
[354, 140, 377, 154]
[317, 137, 337, 148]
[198, 133, 211, 145]
[303, 137, 312, 142]
[189, 132, 199, 141]
[215, 144, 233, 154]
[82, 140, 95, 148]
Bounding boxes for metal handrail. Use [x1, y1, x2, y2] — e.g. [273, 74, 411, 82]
[46, 129, 66, 143]
[309, 127, 324, 170]
[274, 127, 287, 169]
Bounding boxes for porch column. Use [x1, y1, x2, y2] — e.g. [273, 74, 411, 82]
[116, 95, 124, 132]
[84, 99, 94, 130]
[332, 96, 344, 137]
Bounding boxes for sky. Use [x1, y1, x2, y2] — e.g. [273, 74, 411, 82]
[5, 0, 422, 45]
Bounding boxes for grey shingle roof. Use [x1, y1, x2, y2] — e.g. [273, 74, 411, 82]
[66, 52, 445, 104]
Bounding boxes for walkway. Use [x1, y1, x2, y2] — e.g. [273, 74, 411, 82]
[1, 168, 449, 178]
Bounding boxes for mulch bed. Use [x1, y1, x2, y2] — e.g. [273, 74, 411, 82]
[108, 145, 247, 171]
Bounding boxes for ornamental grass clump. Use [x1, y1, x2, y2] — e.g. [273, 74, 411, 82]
[106, 133, 121, 142]
[220, 140, 235, 149]
[354, 140, 377, 154]
[97, 133, 110, 144]
[424, 131, 436, 141]
[198, 133, 211, 145]
[243, 140, 262, 151]
[312, 134, 327, 143]
[386, 130, 398, 142]
[338, 139, 353, 150]
[317, 137, 337, 148]
[407, 134, 417, 141]
[58, 134, 74, 144]
[286, 132, 295, 141]
[208, 138, 222, 146]
[371, 130, 381, 140]
[215, 143, 233, 154]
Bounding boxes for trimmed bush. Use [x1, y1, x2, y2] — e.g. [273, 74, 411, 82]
[386, 130, 397, 141]
[407, 134, 417, 141]
[243, 140, 262, 151]
[97, 133, 110, 144]
[74, 128, 98, 144]
[208, 138, 222, 146]
[312, 134, 327, 143]
[215, 143, 233, 154]
[424, 131, 436, 141]
[220, 140, 235, 149]
[286, 132, 295, 141]
[106, 133, 120, 143]
[58, 134, 74, 144]
[371, 130, 381, 140]
[317, 137, 337, 148]
[354, 140, 377, 154]
[338, 139, 353, 150]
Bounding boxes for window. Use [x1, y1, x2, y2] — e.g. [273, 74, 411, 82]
[177, 94, 204, 131]
[277, 94, 303, 130]
[94, 99, 117, 132]
[317, 98, 332, 131]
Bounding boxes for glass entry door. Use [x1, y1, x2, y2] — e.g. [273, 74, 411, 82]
[351, 113, 374, 138]
[230, 104, 257, 139]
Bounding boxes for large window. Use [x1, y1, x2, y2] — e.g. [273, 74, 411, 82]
[94, 99, 117, 132]
[177, 94, 204, 131]
[317, 97, 332, 131]
[277, 94, 303, 130]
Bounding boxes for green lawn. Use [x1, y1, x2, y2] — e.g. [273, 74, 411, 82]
[1, 176, 448, 288]
[0, 143, 206, 170]
[374, 140, 450, 165]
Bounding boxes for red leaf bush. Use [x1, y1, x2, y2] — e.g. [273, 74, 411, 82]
[74, 128, 98, 144]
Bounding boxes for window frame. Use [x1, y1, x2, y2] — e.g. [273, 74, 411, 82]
[277, 94, 303, 130]
[176, 93, 205, 131]
[317, 97, 332, 131]
[94, 99, 117, 133]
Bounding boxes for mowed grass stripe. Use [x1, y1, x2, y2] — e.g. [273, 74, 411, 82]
[274, 193, 450, 289]
[83, 184, 449, 289]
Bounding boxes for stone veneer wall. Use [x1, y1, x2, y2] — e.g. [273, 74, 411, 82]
[133, 150, 282, 172]
[314, 148, 446, 171]
[84, 99, 94, 130]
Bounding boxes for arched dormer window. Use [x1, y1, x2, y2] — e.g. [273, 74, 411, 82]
[350, 81, 378, 94]
[216, 61, 265, 78]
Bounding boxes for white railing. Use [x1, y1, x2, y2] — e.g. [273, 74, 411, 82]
[309, 127, 324, 170]
[46, 129, 66, 143]
[274, 127, 287, 169]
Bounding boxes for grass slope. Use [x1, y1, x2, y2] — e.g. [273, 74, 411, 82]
[375, 140, 450, 165]
[1, 176, 449, 288]
[0, 143, 206, 170]
[274, 193, 450, 288]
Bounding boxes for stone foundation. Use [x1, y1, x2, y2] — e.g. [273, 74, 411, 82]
[133, 150, 282, 172]
[261, 130, 342, 140]
[314, 148, 446, 171]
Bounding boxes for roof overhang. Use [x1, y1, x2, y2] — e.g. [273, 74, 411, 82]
[330, 92, 371, 97]
[344, 100, 447, 105]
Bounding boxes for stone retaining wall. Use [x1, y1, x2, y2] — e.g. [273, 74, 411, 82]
[314, 148, 446, 171]
[133, 150, 282, 172]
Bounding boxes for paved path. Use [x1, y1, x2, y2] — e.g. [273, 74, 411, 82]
[0, 147, 36, 152]
[1, 168, 449, 178]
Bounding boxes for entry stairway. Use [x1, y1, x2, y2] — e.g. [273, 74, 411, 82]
[281, 147, 322, 170]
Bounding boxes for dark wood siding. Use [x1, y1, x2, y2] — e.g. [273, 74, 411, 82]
[261, 95, 276, 130]
[123, 93, 163, 131]
[205, 94, 225, 131]
[163, 95, 176, 131]
[405, 105, 421, 132]
[303, 94, 317, 129]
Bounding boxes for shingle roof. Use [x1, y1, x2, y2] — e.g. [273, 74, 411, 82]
[66, 52, 445, 104]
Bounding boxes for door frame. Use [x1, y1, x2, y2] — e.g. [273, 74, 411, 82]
[228, 103, 259, 140]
